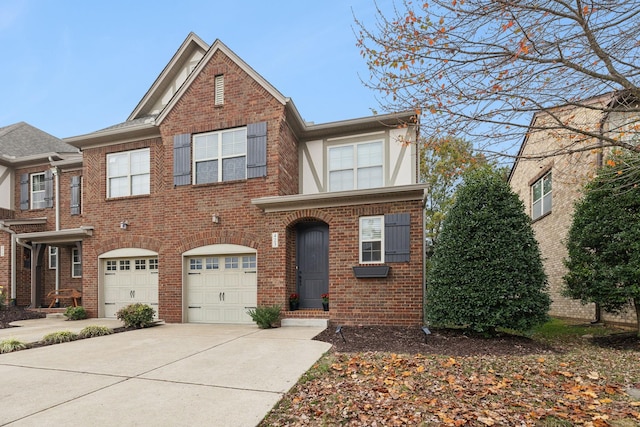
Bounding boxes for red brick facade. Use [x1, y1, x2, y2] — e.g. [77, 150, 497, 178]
[2, 36, 425, 326]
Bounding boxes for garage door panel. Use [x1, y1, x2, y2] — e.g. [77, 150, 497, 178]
[103, 257, 159, 319]
[186, 253, 257, 324]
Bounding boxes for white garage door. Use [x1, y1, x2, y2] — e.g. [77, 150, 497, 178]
[103, 257, 159, 318]
[186, 254, 257, 324]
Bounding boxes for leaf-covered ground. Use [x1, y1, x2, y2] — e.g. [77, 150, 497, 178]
[261, 324, 640, 426]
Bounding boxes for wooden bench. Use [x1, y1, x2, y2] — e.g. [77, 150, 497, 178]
[47, 288, 82, 308]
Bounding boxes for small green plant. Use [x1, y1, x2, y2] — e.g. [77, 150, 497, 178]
[246, 305, 281, 329]
[42, 330, 78, 344]
[0, 285, 6, 310]
[79, 325, 113, 338]
[116, 303, 156, 328]
[0, 338, 27, 353]
[64, 306, 88, 320]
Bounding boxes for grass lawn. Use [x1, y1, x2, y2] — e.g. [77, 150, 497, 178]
[260, 318, 640, 426]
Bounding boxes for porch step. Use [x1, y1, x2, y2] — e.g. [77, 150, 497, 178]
[281, 308, 329, 328]
[281, 318, 329, 328]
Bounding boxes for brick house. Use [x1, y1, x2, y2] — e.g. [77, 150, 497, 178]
[508, 91, 638, 327]
[1, 33, 426, 327]
[0, 122, 86, 308]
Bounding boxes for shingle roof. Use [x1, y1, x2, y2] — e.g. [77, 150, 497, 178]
[0, 122, 78, 159]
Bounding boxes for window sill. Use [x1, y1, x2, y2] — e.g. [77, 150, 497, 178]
[106, 194, 151, 202]
[531, 210, 552, 224]
[352, 265, 390, 278]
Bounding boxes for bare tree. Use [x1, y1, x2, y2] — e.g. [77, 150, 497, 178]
[356, 0, 640, 159]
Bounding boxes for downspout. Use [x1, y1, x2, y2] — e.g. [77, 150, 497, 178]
[51, 165, 60, 298]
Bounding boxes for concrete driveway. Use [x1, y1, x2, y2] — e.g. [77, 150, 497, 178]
[0, 318, 331, 426]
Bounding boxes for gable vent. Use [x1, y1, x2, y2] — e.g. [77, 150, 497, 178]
[214, 74, 224, 105]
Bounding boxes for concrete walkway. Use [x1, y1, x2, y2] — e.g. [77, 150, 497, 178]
[0, 318, 331, 426]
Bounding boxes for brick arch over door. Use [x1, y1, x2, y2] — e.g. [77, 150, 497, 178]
[93, 235, 163, 258]
[175, 230, 260, 254]
[281, 209, 334, 229]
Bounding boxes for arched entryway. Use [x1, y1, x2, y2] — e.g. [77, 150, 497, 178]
[296, 222, 329, 309]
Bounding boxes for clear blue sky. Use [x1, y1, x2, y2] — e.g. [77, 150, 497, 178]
[1, 1, 394, 138]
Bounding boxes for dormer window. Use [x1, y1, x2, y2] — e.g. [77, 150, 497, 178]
[214, 75, 224, 105]
[328, 141, 383, 191]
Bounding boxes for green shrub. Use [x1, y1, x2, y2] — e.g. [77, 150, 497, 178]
[0, 338, 26, 353]
[246, 305, 281, 329]
[0, 285, 6, 310]
[116, 303, 156, 328]
[64, 306, 88, 320]
[79, 325, 113, 338]
[426, 168, 550, 334]
[42, 330, 78, 344]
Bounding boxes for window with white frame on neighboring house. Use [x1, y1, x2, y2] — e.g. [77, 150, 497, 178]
[49, 247, 57, 269]
[20, 170, 53, 210]
[359, 213, 411, 264]
[107, 148, 150, 198]
[329, 141, 383, 191]
[30, 172, 46, 209]
[532, 171, 552, 220]
[71, 248, 82, 278]
[193, 127, 247, 183]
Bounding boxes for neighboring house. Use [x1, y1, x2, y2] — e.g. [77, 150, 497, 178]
[1, 33, 426, 327]
[0, 122, 85, 308]
[509, 91, 638, 327]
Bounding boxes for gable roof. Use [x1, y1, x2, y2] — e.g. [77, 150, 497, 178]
[0, 122, 79, 165]
[128, 32, 209, 121]
[154, 37, 289, 125]
[65, 33, 418, 148]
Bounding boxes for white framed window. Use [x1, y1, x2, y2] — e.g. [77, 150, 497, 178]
[190, 258, 203, 270]
[71, 248, 82, 278]
[225, 257, 239, 269]
[329, 141, 383, 191]
[135, 259, 146, 270]
[31, 172, 46, 209]
[193, 127, 247, 184]
[149, 258, 158, 271]
[119, 260, 130, 271]
[360, 216, 384, 264]
[205, 257, 219, 270]
[106, 260, 117, 271]
[49, 247, 57, 270]
[532, 171, 552, 220]
[214, 74, 224, 105]
[242, 255, 256, 269]
[107, 148, 150, 198]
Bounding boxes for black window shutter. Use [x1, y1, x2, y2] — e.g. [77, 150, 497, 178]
[44, 170, 54, 208]
[246, 122, 267, 178]
[384, 213, 410, 262]
[173, 134, 191, 186]
[70, 176, 81, 215]
[20, 173, 29, 210]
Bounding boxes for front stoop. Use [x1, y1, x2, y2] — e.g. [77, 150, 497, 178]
[27, 308, 66, 318]
[281, 309, 329, 328]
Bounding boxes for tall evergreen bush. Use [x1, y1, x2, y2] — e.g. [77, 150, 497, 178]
[426, 169, 550, 334]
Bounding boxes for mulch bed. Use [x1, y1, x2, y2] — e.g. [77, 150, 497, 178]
[312, 324, 560, 356]
[0, 306, 47, 328]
